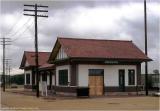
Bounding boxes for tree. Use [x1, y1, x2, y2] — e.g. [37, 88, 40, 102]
[11, 74, 24, 85]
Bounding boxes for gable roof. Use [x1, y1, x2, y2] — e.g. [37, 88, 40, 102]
[49, 37, 151, 62]
[20, 51, 51, 69]
[39, 63, 55, 70]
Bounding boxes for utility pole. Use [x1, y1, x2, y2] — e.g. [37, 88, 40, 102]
[23, 4, 48, 97]
[5, 59, 11, 87]
[9, 65, 11, 87]
[5, 60, 8, 87]
[0, 37, 11, 92]
[144, 0, 148, 95]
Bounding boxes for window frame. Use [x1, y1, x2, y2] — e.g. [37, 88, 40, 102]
[58, 69, 68, 86]
[26, 73, 30, 85]
[128, 69, 135, 85]
[88, 69, 104, 76]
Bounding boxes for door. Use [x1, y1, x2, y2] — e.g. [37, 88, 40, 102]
[89, 69, 104, 96]
[119, 70, 125, 92]
[89, 76, 104, 96]
[95, 76, 104, 96]
[89, 76, 96, 96]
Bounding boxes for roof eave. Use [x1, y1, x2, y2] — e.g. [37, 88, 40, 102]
[69, 57, 152, 62]
[51, 57, 152, 64]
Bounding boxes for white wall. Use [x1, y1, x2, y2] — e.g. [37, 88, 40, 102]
[40, 74, 42, 83]
[39, 74, 50, 86]
[24, 70, 32, 85]
[78, 65, 137, 87]
[56, 65, 70, 86]
[39, 74, 50, 91]
[47, 75, 50, 85]
[25, 61, 29, 67]
[39, 75, 42, 91]
[52, 75, 55, 85]
[56, 47, 68, 60]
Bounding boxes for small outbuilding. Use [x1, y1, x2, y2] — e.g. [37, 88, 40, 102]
[48, 37, 151, 96]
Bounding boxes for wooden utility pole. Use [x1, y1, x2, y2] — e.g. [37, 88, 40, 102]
[0, 38, 11, 92]
[9, 65, 11, 87]
[24, 4, 48, 97]
[5, 59, 11, 87]
[5, 60, 8, 86]
[144, 0, 148, 95]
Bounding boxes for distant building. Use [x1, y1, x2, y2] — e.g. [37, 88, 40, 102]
[141, 74, 160, 90]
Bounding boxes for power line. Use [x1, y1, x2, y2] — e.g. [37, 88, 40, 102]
[9, 18, 33, 38]
[12, 36, 33, 43]
[5, 15, 24, 36]
[0, 37, 11, 92]
[11, 18, 45, 42]
[24, 4, 48, 98]
[12, 21, 34, 42]
[25, 20, 35, 36]
[7, 18, 32, 38]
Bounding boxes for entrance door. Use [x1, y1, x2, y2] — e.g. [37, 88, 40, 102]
[119, 70, 125, 92]
[88, 69, 104, 96]
[89, 76, 96, 96]
[95, 76, 103, 96]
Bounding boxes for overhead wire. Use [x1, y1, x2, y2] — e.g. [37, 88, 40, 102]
[5, 15, 24, 36]
[12, 18, 45, 42]
[3, 10, 46, 75]
[7, 17, 33, 38]
[12, 20, 34, 42]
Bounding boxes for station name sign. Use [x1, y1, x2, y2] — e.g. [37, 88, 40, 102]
[104, 60, 119, 64]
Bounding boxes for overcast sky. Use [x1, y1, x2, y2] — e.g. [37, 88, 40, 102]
[0, 0, 159, 75]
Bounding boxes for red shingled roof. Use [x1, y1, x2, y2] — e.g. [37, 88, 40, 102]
[39, 63, 54, 69]
[56, 37, 150, 61]
[20, 51, 51, 69]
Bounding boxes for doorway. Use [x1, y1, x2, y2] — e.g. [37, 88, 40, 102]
[88, 69, 104, 96]
[119, 69, 125, 92]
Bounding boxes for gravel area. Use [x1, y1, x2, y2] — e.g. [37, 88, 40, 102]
[1, 89, 159, 110]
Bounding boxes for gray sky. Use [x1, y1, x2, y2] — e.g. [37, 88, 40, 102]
[0, 0, 160, 75]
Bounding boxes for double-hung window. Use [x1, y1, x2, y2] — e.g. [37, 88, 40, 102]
[59, 69, 68, 86]
[128, 69, 135, 85]
[26, 73, 30, 84]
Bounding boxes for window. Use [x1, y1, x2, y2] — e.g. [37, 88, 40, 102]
[59, 69, 68, 85]
[26, 73, 30, 84]
[89, 69, 104, 76]
[128, 70, 135, 85]
[42, 74, 47, 82]
[32, 72, 35, 85]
